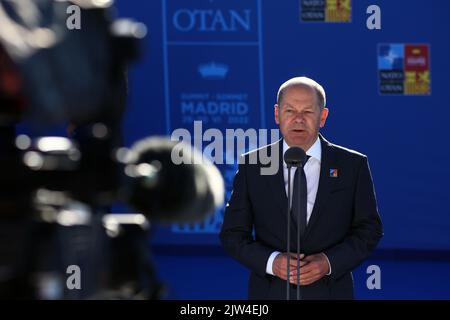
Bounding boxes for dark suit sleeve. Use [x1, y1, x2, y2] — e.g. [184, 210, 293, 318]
[219, 159, 274, 277]
[323, 156, 383, 281]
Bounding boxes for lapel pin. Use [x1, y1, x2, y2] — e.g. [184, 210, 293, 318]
[329, 169, 338, 178]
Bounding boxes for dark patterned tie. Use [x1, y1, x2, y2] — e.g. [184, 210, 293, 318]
[291, 156, 310, 235]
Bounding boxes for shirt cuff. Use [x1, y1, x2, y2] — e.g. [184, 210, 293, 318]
[266, 251, 281, 275]
[321, 252, 332, 275]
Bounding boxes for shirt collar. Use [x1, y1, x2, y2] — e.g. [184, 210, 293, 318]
[282, 135, 322, 165]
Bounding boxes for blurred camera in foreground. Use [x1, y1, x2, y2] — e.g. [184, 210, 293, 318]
[0, 0, 224, 299]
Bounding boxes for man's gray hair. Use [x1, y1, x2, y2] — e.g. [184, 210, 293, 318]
[277, 76, 326, 109]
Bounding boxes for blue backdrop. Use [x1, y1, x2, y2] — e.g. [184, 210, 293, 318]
[113, 0, 450, 299]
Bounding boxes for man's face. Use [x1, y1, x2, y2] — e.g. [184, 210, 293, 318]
[274, 85, 329, 150]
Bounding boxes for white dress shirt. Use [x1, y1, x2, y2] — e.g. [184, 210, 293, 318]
[265, 136, 332, 276]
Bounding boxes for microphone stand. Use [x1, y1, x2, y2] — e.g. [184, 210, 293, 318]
[286, 163, 304, 300]
[295, 163, 303, 300]
[284, 147, 306, 300]
[286, 164, 292, 300]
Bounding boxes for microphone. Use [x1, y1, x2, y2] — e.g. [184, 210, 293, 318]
[283, 146, 307, 300]
[284, 147, 307, 168]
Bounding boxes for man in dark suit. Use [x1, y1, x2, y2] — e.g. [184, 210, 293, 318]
[220, 77, 383, 299]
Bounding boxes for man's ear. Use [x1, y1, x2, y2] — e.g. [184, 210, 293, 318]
[320, 107, 329, 128]
[274, 104, 280, 125]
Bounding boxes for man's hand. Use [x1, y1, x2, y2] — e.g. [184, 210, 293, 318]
[273, 252, 330, 286]
[272, 253, 306, 283]
[290, 253, 330, 286]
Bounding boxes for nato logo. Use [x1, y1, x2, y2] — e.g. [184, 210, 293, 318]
[198, 62, 229, 79]
[378, 43, 430, 95]
[378, 44, 404, 70]
[300, 0, 352, 23]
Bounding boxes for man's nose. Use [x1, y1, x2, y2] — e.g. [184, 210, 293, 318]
[293, 112, 305, 123]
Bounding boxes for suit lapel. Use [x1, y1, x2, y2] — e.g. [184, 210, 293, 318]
[265, 139, 287, 213]
[264, 139, 289, 238]
[304, 134, 338, 239]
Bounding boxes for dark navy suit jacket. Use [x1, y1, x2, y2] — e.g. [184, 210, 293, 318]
[220, 134, 383, 299]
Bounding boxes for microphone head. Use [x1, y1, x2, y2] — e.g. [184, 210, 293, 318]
[122, 137, 224, 223]
[284, 146, 307, 167]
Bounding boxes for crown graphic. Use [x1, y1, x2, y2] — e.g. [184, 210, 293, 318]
[198, 62, 229, 79]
